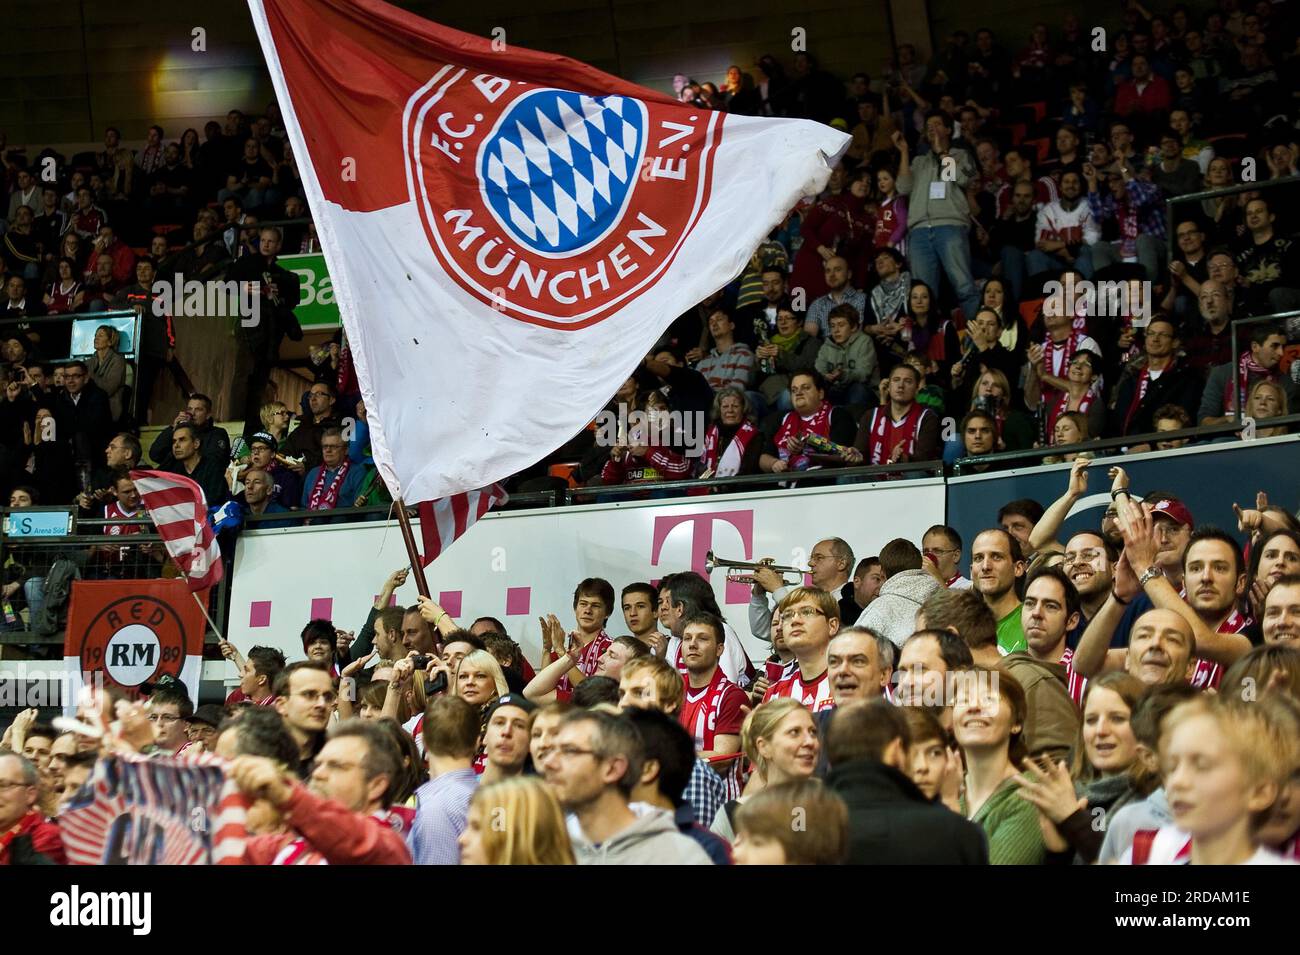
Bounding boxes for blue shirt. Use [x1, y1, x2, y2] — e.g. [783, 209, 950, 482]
[407, 767, 479, 865]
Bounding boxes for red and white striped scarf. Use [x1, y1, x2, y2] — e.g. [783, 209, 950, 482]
[866, 402, 927, 465]
[1189, 608, 1250, 690]
[702, 421, 758, 477]
[307, 460, 351, 511]
[775, 402, 833, 471]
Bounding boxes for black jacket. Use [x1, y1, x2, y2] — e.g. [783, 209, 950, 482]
[55, 383, 115, 467]
[825, 758, 989, 865]
[1107, 357, 1203, 437]
[226, 253, 304, 363]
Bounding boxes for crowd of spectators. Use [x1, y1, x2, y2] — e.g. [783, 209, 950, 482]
[4, 456, 1300, 866]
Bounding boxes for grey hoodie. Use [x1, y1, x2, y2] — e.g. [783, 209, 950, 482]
[853, 569, 941, 647]
[1097, 787, 1172, 865]
[570, 806, 713, 865]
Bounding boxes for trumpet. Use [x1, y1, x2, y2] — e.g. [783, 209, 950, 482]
[704, 550, 807, 586]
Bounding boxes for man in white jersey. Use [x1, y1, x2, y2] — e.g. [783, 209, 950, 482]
[761, 587, 839, 712]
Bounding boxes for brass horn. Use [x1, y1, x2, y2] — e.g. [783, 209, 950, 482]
[704, 550, 806, 586]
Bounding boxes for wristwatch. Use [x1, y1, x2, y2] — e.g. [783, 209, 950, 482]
[1137, 566, 1164, 588]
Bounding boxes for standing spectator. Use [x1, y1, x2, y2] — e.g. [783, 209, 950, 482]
[54, 360, 114, 478]
[1160, 219, 1210, 319]
[1025, 309, 1102, 415]
[408, 696, 481, 865]
[825, 700, 988, 864]
[971, 528, 1028, 653]
[539, 709, 711, 864]
[953, 668, 1046, 864]
[1083, 161, 1166, 283]
[161, 422, 229, 506]
[990, 180, 1043, 302]
[69, 187, 106, 240]
[282, 380, 342, 471]
[1234, 196, 1299, 315]
[1114, 55, 1172, 120]
[895, 118, 982, 321]
[853, 538, 941, 648]
[150, 394, 232, 467]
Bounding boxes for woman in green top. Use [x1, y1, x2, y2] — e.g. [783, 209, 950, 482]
[955, 667, 1046, 864]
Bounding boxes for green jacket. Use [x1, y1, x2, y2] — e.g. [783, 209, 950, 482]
[814, 330, 880, 387]
[963, 777, 1046, 865]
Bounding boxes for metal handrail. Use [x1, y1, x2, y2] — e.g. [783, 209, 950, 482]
[1229, 311, 1300, 426]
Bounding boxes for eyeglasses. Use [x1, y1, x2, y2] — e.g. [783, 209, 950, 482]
[779, 607, 826, 623]
[147, 713, 181, 724]
[1064, 549, 1105, 564]
[294, 690, 338, 705]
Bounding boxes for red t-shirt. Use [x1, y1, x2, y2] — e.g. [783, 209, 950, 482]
[679, 668, 747, 751]
[0, 811, 66, 865]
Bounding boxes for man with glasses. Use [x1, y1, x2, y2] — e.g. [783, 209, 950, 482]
[145, 683, 194, 755]
[232, 718, 411, 864]
[1159, 219, 1208, 319]
[1061, 531, 1116, 648]
[1183, 277, 1237, 374]
[284, 380, 342, 471]
[301, 426, 364, 519]
[921, 525, 970, 590]
[54, 359, 115, 473]
[0, 752, 64, 864]
[762, 586, 840, 712]
[1108, 316, 1202, 439]
[273, 661, 336, 772]
[540, 708, 711, 864]
[750, 537, 859, 640]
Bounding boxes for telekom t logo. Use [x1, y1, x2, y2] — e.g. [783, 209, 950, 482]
[650, 510, 754, 605]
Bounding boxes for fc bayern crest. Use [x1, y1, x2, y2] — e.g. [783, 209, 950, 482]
[76, 595, 191, 693]
[405, 67, 723, 329]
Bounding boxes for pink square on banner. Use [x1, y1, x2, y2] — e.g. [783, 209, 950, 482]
[310, 597, 333, 621]
[505, 587, 530, 616]
[249, 601, 272, 628]
[439, 592, 462, 618]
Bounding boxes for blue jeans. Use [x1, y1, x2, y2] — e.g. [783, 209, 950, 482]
[908, 225, 982, 320]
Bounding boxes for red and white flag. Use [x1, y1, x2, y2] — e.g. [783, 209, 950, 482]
[130, 469, 224, 591]
[418, 482, 507, 565]
[247, 0, 849, 503]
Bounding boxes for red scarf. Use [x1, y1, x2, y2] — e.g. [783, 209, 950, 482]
[702, 421, 758, 476]
[1226, 351, 1274, 414]
[307, 459, 351, 510]
[775, 402, 833, 471]
[866, 403, 927, 465]
[1043, 332, 1078, 381]
[1122, 359, 1171, 433]
[1049, 389, 1094, 439]
[336, 344, 358, 398]
[1190, 608, 1250, 690]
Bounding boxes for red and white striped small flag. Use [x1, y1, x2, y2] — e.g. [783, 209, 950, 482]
[130, 469, 224, 591]
[417, 483, 507, 565]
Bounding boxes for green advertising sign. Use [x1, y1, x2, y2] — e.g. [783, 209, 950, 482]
[280, 253, 339, 329]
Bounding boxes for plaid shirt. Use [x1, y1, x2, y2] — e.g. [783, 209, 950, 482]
[1086, 178, 1166, 257]
[695, 343, 756, 390]
[683, 757, 726, 830]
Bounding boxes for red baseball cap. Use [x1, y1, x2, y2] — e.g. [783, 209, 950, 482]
[1148, 497, 1194, 528]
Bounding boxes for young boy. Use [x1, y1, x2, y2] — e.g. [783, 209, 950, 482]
[814, 304, 878, 406]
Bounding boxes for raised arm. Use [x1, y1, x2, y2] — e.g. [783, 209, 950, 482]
[1029, 458, 1091, 553]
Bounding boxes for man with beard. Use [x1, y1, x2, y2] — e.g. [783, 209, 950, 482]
[231, 719, 411, 864]
[1001, 569, 1084, 761]
[1025, 170, 1099, 277]
[970, 528, 1028, 653]
[678, 614, 747, 767]
[273, 661, 336, 772]
[1262, 575, 1300, 646]
[479, 694, 535, 785]
[1061, 531, 1116, 648]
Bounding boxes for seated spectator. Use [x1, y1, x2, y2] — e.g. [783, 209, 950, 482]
[760, 370, 859, 473]
[1199, 324, 1295, 426]
[282, 380, 342, 471]
[804, 256, 868, 340]
[954, 408, 1003, 473]
[86, 325, 127, 424]
[42, 258, 84, 316]
[85, 223, 136, 286]
[1243, 379, 1289, 439]
[814, 304, 878, 407]
[1026, 170, 1100, 279]
[1083, 160, 1166, 283]
[150, 393, 232, 467]
[1146, 128, 1203, 198]
[694, 308, 755, 392]
[754, 305, 820, 415]
[948, 308, 1023, 415]
[302, 427, 366, 514]
[1045, 410, 1096, 461]
[171, 220, 230, 282]
[238, 467, 294, 528]
[987, 179, 1040, 303]
[232, 431, 301, 509]
[0, 751, 64, 864]
[1153, 403, 1193, 450]
[1159, 218, 1210, 320]
[1025, 308, 1102, 414]
[69, 186, 107, 240]
[952, 668, 1046, 864]
[1114, 54, 1172, 121]
[851, 362, 941, 466]
[699, 387, 762, 478]
[995, 147, 1058, 217]
[1234, 196, 1299, 315]
[732, 779, 848, 865]
[825, 699, 988, 864]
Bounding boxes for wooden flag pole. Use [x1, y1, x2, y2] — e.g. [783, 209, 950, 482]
[394, 498, 431, 599]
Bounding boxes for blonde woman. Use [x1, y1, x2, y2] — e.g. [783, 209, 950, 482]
[1245, 379, 1288, 438]
[459, 776, 575, 865]
[710, 697, 820, 842]
[455, 649, 509, 773]
[88, 325, 127, 422]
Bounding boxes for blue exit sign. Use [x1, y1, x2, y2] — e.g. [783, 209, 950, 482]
[3, 510, 74, 538]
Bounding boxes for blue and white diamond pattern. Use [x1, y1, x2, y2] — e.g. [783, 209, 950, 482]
[480, 89, 646, 256]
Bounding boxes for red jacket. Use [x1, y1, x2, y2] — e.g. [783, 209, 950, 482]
[1114, 76, 1171, 116]
[87, 239, 137, 285]
[240, 784, 412, 865]
[1, 811, 66, 865]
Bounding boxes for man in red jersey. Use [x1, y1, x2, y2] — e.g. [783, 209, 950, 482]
[678, 613, 748, 765]
[762, 587, 840, 712]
